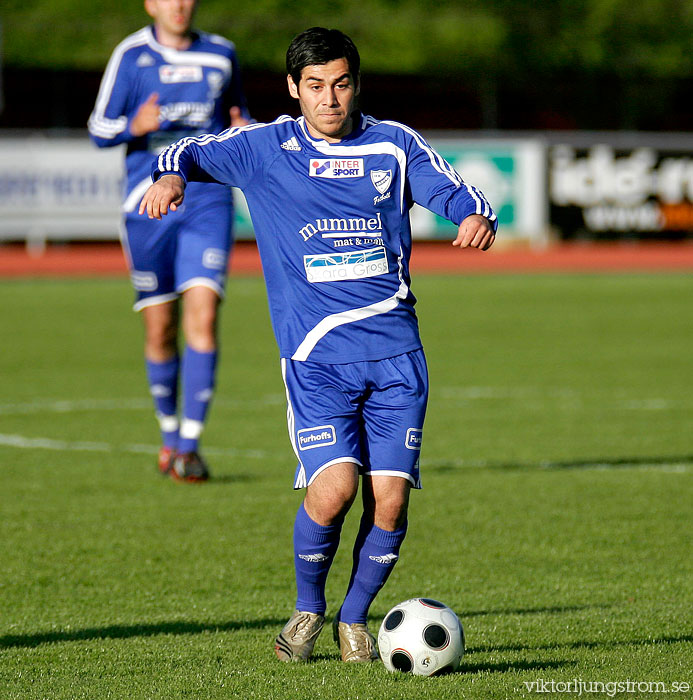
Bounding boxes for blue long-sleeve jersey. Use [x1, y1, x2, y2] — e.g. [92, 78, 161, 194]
[153, 113, 497, 363]
[88, 25, 249, 210]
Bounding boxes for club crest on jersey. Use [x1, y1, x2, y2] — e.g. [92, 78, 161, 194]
[309, 159, 364, 178]
[370, 169, 392, 194]
[159, 65, 203, 83]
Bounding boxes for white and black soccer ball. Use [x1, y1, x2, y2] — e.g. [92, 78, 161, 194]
[377, 598, 465, 676]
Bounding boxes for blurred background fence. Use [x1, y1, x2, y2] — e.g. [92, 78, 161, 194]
[2, 131, 692, 249]
[1, 2, 691, 248]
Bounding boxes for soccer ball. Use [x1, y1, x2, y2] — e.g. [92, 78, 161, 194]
[377, 598, 465, 676]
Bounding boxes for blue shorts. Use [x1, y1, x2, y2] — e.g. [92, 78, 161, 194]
[122, 182, 234, 311]
[281, 349, 428, 490]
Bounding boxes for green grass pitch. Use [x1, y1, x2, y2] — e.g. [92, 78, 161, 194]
[1, 272, 691, 699]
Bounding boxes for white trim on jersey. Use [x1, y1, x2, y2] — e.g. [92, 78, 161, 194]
[370, 117, 496, 223]
[291, 244, 409, 362]
[89, 26, 233, 141]
[88, 28, 151, 139]
[157, 116, 293, 174]
[176, 277, 225, 299]
[145, 28, 232, 75]
[297, 117, 408, 215]
[133, 291, 179, 312]
[122, 176, 155, 212]
[375, 117, 463, 187]
[281, 357, 307, 485]
[291, 295, 399, 362]
[362, 469, 421, 488]
[305, 456, 363, 488]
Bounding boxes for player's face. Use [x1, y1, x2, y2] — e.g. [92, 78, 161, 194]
[145, 0, 197, 38]
[288, 58, 360, 143]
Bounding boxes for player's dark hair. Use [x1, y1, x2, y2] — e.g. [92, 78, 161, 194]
[286, 27, 360, 86]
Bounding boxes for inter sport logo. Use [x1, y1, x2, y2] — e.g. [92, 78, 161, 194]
[309, 158, 364, 178]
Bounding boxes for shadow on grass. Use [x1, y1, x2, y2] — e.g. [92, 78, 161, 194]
[291, 653, 574, 675]
[458, 659, 573, 674]
[0, 618, 286, 650]
[461, 602, 613, 618]
[208, 473, 260, 484]
[471, 634, 693, 655]
[428, 454, 693, 473]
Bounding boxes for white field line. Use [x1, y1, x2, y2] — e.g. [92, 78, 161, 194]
[435, 386, 687, 410]
[0, 395, 284, 459]
[0, 391, 683, 418]
[0, 395, 284, 416]
[0, 433, 269, 459]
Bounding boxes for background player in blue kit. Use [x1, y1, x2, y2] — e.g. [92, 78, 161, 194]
[88, 0, 251, 482]
[139, 27, 496, 661]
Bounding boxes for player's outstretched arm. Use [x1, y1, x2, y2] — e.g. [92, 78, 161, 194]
[452, 214, 496, 251]
[138, 174, 186, 220]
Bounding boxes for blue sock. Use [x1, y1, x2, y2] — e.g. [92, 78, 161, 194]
[145, 356, 179, 449]
[339, 518, 408, 624]
[293, 503, 342, 615]
[179, 346, 217, 454]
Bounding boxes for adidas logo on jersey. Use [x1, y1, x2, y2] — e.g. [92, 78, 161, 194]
[136, 53, 155, 67]
[281, 137, 302, 151]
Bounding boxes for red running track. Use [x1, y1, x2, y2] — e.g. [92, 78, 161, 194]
[1, 241, 693, 277]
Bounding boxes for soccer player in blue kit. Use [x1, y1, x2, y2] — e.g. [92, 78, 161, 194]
[140, 27, 496, 662]
[88, 0, 251, 482]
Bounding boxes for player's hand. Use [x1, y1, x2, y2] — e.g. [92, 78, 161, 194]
[138, 174, 186, 219]
[453, 214, 496, 251]
[130, 93, 161, 137]
[229, 106, 250, 127]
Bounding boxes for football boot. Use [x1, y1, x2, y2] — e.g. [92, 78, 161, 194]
[274, 610, 325, 662]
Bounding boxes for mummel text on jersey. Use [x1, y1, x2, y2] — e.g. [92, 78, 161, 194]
[153, 114, 497, 363]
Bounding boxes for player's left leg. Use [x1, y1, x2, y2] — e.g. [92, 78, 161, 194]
[275, 359, 365, 662]
[275, 462, 359, 662]
[173, 285, 222, 482]
[334, 348, 428, 661]
[142, 300, 180, 474]
[334, 476, 410, 662]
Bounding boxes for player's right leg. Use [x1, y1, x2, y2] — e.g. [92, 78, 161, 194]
[275, 462, 359, 662]
[142, 301, 180, 474]
[275, 359, 365, 662]
[334, 475, 410, 662]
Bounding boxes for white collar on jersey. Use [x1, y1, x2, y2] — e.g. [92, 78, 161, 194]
[145, 25, 231, 76]
[297, 112, 369, 148]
